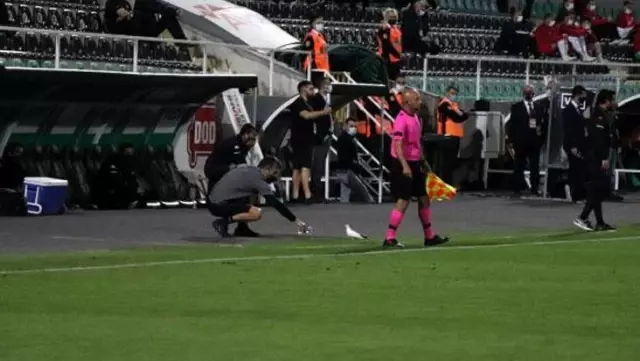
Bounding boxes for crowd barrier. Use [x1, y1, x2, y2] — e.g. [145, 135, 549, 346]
[410, 54, 640, 101]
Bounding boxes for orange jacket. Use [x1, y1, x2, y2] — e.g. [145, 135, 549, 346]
[303, 29, 330, 72]
[376, 23, 402, 63]
[436, 98, 464, 138]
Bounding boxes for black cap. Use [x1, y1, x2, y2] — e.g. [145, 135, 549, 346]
[572, 85, 587, 96]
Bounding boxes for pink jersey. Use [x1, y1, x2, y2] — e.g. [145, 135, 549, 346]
[391, 110, 422, 161]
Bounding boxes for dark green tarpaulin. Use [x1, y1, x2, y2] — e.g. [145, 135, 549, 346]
[328, 45, 388, 85]
[275, 44, 388, 85]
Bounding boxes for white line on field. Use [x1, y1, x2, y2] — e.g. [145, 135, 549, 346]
[51, 236, 106, 242]
[1, 235, 638, 276]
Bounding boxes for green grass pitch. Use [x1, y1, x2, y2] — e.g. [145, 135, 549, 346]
[1, 227, 640, 361]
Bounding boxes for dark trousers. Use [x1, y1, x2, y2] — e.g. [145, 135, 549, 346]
[311, 138, 331, 197]
[592, 23, 617, 41]
[513, 143, 541, 193]
[580, 166, 609, 223]
[440, 136, 461, 186]
[568, 154, 587, 202]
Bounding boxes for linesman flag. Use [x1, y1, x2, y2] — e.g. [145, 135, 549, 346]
[426, 172, 456, 201]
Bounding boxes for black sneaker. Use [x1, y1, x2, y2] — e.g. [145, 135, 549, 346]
[233, 223, 260, 237]
[425, 235, 450, 247]
[573, 218, 594, 231]
[382, 239, 405, 248]
[595, 223, 616, 232]
[212, 218, 230, 237]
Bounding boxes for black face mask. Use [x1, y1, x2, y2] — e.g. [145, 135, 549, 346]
[524, 93, 533, 101]
[388, 19, 397, 25]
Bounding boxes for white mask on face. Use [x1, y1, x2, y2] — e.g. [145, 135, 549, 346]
[395, 84, 404, 91]
[625, 8, 632, 14]
[566, 3, 574, 10]
[516, 15, 523, 22]
[314, 23, 324, 32]
[584, 24, 591, 29]
[588, 5, 596, 10]
[347, 126, 357, 136]
[418, 10, 426, 16]
[567, 20, 574, 26]
[548, 20, 556, 26]
[325, 85, 332, 93]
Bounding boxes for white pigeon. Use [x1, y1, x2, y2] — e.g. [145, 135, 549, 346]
[345, 224, 367, 240]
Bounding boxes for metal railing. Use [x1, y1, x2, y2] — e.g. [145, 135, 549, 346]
[0, 25, 311, 93]
[413, 54, 640, 99]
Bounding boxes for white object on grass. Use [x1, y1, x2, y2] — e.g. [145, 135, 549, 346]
[345, 224, 367, 240]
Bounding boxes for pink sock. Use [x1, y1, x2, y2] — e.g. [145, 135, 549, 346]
[419, 207, 435, 239]
[385, 209, 405, 240]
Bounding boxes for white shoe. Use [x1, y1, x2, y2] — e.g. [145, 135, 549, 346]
[562, 55, 577, 61]
[573, 218, 594, 231]
[582, 55, 596, 62]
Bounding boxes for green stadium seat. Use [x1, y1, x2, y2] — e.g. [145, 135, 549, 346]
[103, 63, 115, 72]
[11, 58, 24, 67]
[0, 58, 5, 66]
[487, 0, 498, 13]
[532, 3, 544, 18]
[42, 60, 54, 68]
[59, 60, 69, 69]
[26, 59, 39, 68]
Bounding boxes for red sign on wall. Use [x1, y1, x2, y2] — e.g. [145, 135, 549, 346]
[187, 105, 217, 169]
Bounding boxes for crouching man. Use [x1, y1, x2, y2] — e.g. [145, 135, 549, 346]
[208, 157, 311, 237]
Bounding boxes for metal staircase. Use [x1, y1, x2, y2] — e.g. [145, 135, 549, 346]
[324, 72, 394, 203]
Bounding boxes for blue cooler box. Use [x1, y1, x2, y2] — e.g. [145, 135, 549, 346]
[23, 177, 68, 215]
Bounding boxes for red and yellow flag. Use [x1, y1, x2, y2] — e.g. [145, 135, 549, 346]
[426, 172, 456, 201]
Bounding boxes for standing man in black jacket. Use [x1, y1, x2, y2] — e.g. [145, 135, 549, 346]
[508, 85, 546, 196]
[400, 0, 433, 55]
[573, 90, 616, 231]
[563, 85, 589, 202]
[310, 77, 333, 198]
[204, 124, 259, 237]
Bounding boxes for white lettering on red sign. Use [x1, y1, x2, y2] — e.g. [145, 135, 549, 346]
[187, 105, 216, 169]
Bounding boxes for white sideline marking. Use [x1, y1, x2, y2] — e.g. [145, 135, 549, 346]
[51, 236, 106, 242]
[1, 235, 638, 276]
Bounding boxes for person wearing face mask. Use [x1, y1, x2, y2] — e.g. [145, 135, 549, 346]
[507, 85, 546, 196]
[555, 0, 581, 22]
[616, 0, 635, 41]
[288, 80, 332, 203]
[208, 156, 310, 238]
[582, 0, 617, 40]
[572, 90, 616, 232]
[563, 85, 590, 203]
[310, 77, 334, 197]
[204, 123, 259, 237]
[335, 118, 373, 204]
[436, 86, 468, 188]
[496, 7, 535, 57]
[302, 15, 330, 77]
[400, 0, 431, 55]
[377, 8, 403, 81]
[535, 13, 574, 61]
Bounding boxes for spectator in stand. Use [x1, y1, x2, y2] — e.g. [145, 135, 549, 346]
[582, 0, 617, 40]
[559, 13, 596, 61]
[105, 0, 135, 35]
[535, 13, 574, 61]
[133, 0, 186, 40]
[335, 118, 362, 203]
[556, 0, 576, 22]
[377, 8, 403, 81]
[582, 19, 605, 61]
[400, 0, 435, 55]
[495, 7, 535, 58]
[616, 0, 635, 43]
